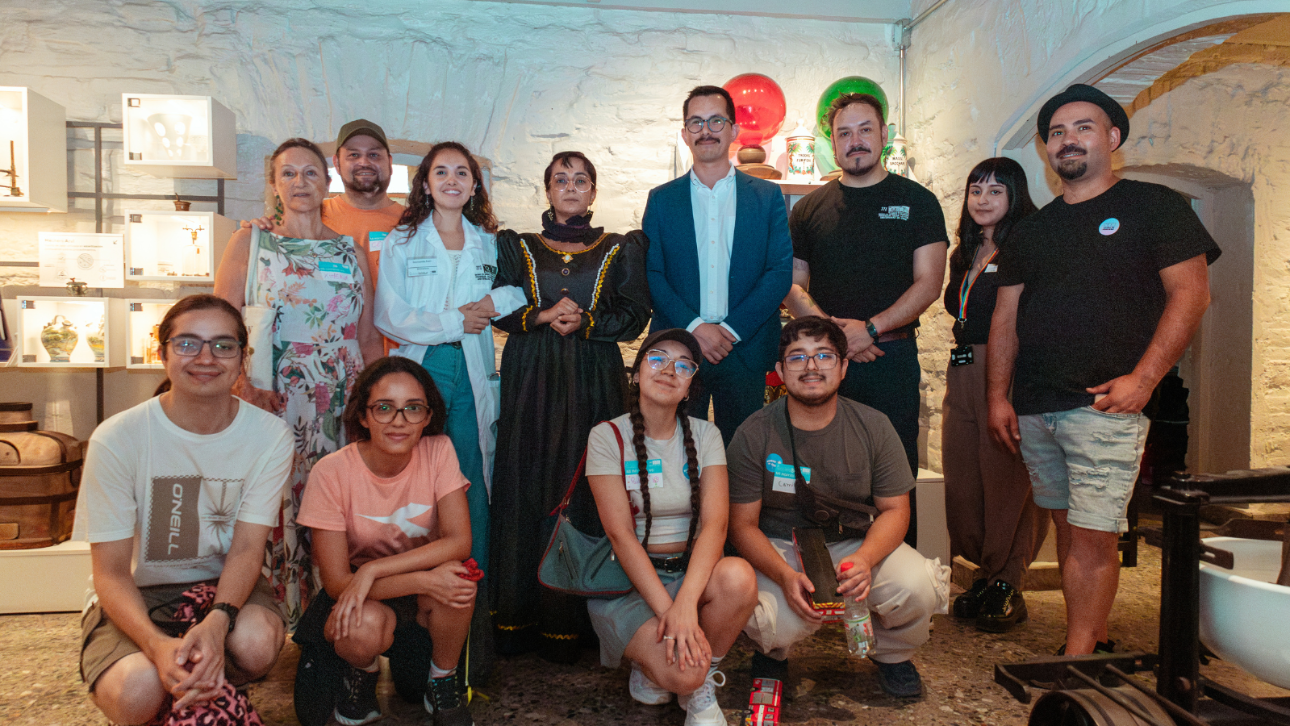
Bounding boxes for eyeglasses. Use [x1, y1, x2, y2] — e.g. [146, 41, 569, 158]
[552, 176, 593, 192]
[367, 403, 430, 424]
[684, 116, 731, 134]
[783, 352, 840, 371]
[644, 349, 698, 379]
[167, 336, 243, 358]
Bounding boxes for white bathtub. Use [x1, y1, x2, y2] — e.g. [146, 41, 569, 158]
[1198, 536, 1290, 689]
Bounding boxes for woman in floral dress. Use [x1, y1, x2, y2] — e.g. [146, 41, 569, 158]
[216, 138, 383, 625]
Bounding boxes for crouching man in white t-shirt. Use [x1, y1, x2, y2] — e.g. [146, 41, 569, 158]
[74, 295, 294, 725]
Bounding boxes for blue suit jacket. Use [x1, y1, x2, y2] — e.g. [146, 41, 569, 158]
[642, 170, 794, 373]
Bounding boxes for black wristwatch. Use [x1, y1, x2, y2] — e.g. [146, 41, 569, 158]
[204, 602, 240, 633]
[864, 319, 880, 340]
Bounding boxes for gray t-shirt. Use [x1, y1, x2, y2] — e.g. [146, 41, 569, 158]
[727, 397, 914, 540]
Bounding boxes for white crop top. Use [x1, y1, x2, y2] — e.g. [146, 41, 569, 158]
[586, 413, 726, 544]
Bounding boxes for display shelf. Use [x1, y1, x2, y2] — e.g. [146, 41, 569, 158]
[124, 210, 234, 282]
[125, 299, 175, 369]
[13, 297, 122, 368]
[0, 86, 68, 212]
[121, 94, 236, 179]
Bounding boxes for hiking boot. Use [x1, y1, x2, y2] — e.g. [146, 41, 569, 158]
[628, 663, 672, 705]
[425, 673, 473, 726]
[952, 578, 989, 619]
[976, 580, 1028, 633]
[678, 669, 727, 725]
[334, 665, 382, 726]
[875, 660, 923, 698]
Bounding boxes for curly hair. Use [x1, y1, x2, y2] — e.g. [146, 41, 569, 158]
[626, 362, 701, 552]
[342, 356, 448, 442]
[397, 141, 497, 238]
[778, 316, 848, 361]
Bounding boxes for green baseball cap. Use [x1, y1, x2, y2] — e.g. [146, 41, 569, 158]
[335, 119, 389, 152]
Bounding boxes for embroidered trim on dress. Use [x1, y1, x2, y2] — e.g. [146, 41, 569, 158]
[518, 238, 542, 332]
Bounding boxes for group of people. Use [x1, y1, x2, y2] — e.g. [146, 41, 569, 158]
[72, 79, 1218, 726]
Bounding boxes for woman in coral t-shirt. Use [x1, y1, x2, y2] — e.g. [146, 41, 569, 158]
[295, 356, 477, 726]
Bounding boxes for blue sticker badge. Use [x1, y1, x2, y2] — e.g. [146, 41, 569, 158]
[765, 454, 783, 473]
[1099, 218, 1120, 236]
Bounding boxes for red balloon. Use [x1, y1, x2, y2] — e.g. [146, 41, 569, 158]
[723, 73, 787, 148]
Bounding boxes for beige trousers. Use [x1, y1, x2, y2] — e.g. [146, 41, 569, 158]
[743, 538, 940, 664]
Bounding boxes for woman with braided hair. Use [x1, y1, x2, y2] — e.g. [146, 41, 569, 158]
[584, 328, 758, 726]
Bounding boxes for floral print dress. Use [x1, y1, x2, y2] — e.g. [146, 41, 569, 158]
[251, 232, 365, 626]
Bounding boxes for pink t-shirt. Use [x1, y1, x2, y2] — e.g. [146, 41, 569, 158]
[297, 436, 469, 567]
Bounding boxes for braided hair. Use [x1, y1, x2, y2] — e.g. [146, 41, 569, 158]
[626, 381, 702, 553]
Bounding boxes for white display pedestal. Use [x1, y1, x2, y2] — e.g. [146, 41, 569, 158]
[0, 540, 90, 614]
[0, 86, 68, 213]
[124, 210, 234, 282]
[915, 468, 949, 565]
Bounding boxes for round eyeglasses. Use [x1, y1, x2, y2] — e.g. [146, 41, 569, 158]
[166, 336, 243, 358]
[684, 116, 731, 134]
[552, 176, 593, 192]
[644, 349, 698, 379]
[367, 403, 430, 424]
[783, 352, 839, 371]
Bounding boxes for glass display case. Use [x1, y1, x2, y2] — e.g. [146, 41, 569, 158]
[0, 86, 68, 212]
[14, 297, 115, 368]
[124, 210, 235, 282]
[125, 299, 175, 369]
[121, 93, 237, 179]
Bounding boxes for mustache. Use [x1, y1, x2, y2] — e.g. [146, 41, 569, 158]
[1058, 144, 1087, 157]
[697, 135, 719, 144]
[845, 145, 872, 156]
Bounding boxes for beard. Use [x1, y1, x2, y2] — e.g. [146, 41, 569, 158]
[344, 167, 389, 194]
[1054, 144, 1089, 181]
[787, 377, 840, 407]
[837, 146, 878, 177]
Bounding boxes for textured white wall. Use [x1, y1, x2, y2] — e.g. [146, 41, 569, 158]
[1119, 63, 1290, 467]
[0, 0, 897, 437]
[903, 0, 1281, 471]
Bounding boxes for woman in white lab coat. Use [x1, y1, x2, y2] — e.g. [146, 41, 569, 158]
[374, 141, 525, 598]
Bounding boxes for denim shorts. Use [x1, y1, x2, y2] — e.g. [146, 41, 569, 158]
[1018, 406, 1150, 534]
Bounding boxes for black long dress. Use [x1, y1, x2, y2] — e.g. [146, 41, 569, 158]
[489, 226, 651, 662]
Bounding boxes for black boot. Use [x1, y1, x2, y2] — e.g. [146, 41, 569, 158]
[952, 578, 988, 619]
[976, 580, 1028, 633]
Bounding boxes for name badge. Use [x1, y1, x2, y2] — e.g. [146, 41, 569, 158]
[984, 263, 998, 273]
[368, 231, 388, 252]
[624, 459, 664, 491]
[408, 257, 437, 277]
[317, 260, 353, 283]
[771, 462, 810, 494]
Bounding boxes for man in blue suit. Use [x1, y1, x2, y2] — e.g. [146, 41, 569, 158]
[644, 85, 794, 446]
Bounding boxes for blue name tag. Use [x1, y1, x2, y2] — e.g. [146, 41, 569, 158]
[624, 459, 664, 491]
[771, 462, 810, 493]
[369, 231, 388, 252]
[318, 260, 353, 283]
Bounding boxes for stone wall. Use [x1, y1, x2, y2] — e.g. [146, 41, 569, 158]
[1118, 63, 1290, 467]
[0, 0, 896, 439]
[902, 0, 1280, 470]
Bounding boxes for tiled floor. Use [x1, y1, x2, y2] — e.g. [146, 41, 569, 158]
[2, 542, 1285, 725]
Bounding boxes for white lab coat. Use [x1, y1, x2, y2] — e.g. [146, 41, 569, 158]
[374, 218, 526, 493]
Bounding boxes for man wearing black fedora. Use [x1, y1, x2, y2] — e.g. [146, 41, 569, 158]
[986, 83, 1220, 656]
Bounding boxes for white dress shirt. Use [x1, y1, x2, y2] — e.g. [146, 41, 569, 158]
[687, 165, 741, 341]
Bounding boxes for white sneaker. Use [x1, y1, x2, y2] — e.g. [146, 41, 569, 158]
[629, 664, 673, 705]
[679, 670, 727, 726]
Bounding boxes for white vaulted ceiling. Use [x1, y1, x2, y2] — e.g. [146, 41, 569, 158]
[465, 0, 913, 23]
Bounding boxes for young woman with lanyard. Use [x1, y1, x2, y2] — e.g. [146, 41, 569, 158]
[941, 157, 1048, 633]
[584, 329, 757, 726]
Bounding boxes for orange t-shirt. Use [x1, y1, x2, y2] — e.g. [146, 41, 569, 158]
[297, 436, 469, 567]
[321, 195, 406, 289]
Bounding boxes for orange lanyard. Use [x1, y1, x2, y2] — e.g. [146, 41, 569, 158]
[957, 249, 999, 324]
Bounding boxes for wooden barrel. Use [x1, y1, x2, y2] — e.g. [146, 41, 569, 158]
[0, 402, 82, 549]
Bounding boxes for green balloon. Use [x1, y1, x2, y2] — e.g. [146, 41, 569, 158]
[815, 76, 888, 139]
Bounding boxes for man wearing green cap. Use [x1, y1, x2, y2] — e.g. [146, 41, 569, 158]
[323, 119, 405, 293]
[987, 84, 1220, 656]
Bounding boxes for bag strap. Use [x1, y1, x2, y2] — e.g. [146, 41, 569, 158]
[244, 225, 262, 305]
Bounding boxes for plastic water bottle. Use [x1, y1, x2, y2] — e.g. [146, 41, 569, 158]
[840, 562, 876, 657]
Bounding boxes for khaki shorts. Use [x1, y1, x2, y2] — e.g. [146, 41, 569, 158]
[80, 576, 285, 691]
